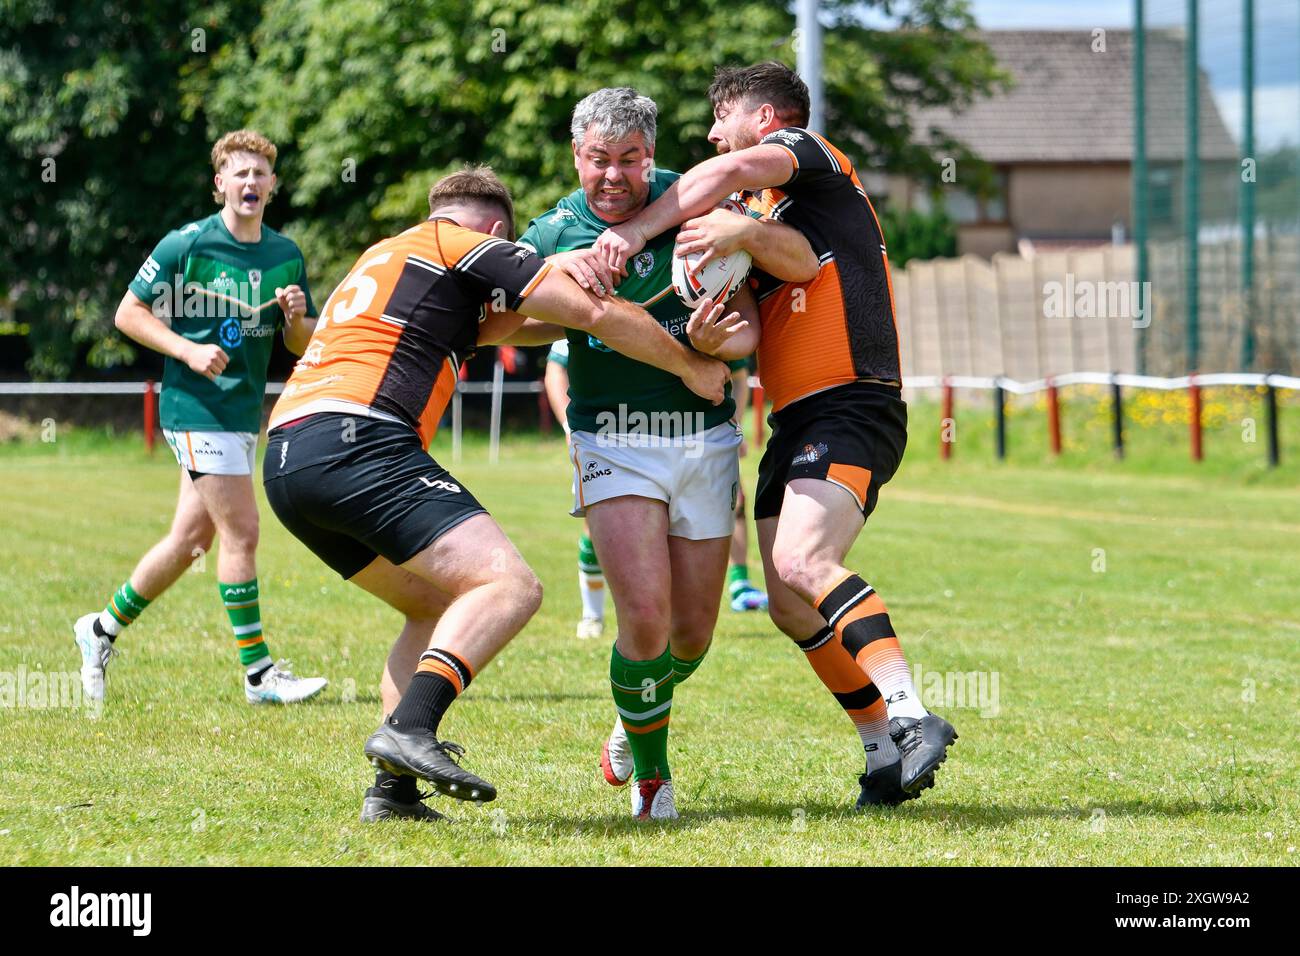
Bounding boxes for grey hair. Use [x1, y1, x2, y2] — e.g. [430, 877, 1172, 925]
[570, 87, 657, 151]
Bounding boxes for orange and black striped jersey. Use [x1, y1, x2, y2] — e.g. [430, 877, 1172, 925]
[743, 128, 899, 414]
[269, 219, 550, 448]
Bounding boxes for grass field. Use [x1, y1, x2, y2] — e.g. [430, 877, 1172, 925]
[2, 394, 1298, 866]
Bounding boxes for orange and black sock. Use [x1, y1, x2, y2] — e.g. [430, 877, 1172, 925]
[795, 626, 899, 765]
[816, 573, 927, 720]
[388, 648, 474, 734]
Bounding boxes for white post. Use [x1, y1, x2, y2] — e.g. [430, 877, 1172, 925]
[489, 359, 504, 465]
[796, 0, 824, 133]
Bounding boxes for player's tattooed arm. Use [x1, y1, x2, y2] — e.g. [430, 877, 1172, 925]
[113, 290, 228, 381]
[592, 144, 795, 273]
[686, 282, 759, 362]
[676, 214, 817, 283]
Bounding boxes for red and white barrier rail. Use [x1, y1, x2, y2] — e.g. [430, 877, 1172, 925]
[903, 372, 1298, 466]
[3, 371, 1295, 467]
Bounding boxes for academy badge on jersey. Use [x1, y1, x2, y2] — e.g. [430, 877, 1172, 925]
[219, 317, 242, 349]
[248, 269, 262, 289]
[633, 251, 654, 278]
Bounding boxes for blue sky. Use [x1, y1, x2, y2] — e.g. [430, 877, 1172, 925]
[854, 0, 1299, 149]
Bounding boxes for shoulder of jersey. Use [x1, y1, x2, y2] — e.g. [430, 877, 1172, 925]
[258, 221, 301, 248]
[175, 214, 219, 241]
[762, 126, 811, 147]
[520, 202, 582, 253]
[165, 214, 221, 258]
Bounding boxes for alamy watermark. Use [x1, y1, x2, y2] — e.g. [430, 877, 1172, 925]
[593, 405, 710, 458]
[1, 667, 101, 715]
[912, 662, 1000, 718]
[1042, 274, 1151, 329]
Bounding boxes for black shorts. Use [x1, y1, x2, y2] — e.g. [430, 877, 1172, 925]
[263, 413, 487, 579]
[754, 382, 907, 521]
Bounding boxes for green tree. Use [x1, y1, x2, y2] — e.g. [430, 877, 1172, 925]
[0, 0, 259, 378]
[196, 0, 1003, 301]
[3, 0, 1002, 378]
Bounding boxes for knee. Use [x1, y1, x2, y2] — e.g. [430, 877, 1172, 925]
[767, 599, 812, 640]
[173, 521, 215, 558]
[510, 568, 543, 618]
[670, 622, 713, 660]
[616, 593, 670, 642]
[771, 546, 821, 602]
[221, 513, 260, 553]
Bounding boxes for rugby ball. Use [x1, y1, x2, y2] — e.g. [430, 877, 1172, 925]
[671, 200, 753, 308]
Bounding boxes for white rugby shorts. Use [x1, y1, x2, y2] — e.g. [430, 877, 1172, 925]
[568, 421, 741, 540]
[164, 429, 258, 476]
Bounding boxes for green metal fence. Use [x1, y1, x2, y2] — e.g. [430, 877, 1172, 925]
[1133, 0, 1300, 375]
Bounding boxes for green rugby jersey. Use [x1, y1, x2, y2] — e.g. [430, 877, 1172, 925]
[127, 213, 315, 433]
[519, 169, 737, 436]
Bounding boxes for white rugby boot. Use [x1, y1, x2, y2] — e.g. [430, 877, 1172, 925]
[576, 615, 604, 640]
[73, 612, 115, 701]
[600, 716, 633, 786]
[631, 775, 678, 821]
[245, 660, 328, 704]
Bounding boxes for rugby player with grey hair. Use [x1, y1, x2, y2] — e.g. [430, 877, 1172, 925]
[509, 87, 818, 820]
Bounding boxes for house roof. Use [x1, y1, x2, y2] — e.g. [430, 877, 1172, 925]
[911, 30, 1239, 164]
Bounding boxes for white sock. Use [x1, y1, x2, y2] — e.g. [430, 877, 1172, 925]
[579, 569, 605, 620]
[863, 732, 901, 769]
[96, 610, 122, 638]
[884, 688, 927, 721]
[246, 656, 273, 678]
[857, 708, 901, 768]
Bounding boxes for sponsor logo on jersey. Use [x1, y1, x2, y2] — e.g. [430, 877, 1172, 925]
[248, 269, 262, 289]
[791, 441, 828, 466]
[633, 251, 655, 278]
[150, 272, 279, 336]
[551, 208, 577, 222]
[512, 246, 533, 261]
[769, 129, 805, 146]
[136, 256, 162, 285]
[219, 317, 243, 349]
[180, 221, 202, 235]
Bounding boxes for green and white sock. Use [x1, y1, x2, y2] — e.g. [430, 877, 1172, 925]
[610, 646, 674, 782]
[672, 645, 710, 686]
[728, 564, 753, 597]
[219, 579, 271, 671]
[98, 581, 152, 638]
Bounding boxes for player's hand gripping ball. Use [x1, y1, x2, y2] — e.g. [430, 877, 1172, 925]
[671, 199, 753, 308]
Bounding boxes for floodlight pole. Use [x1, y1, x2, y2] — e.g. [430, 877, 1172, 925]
[1241, 0, 1256, 369]
[1133, 0, 1149, 375]
[1185, 0, 1200, 373]
[797, 0, 824, 133]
